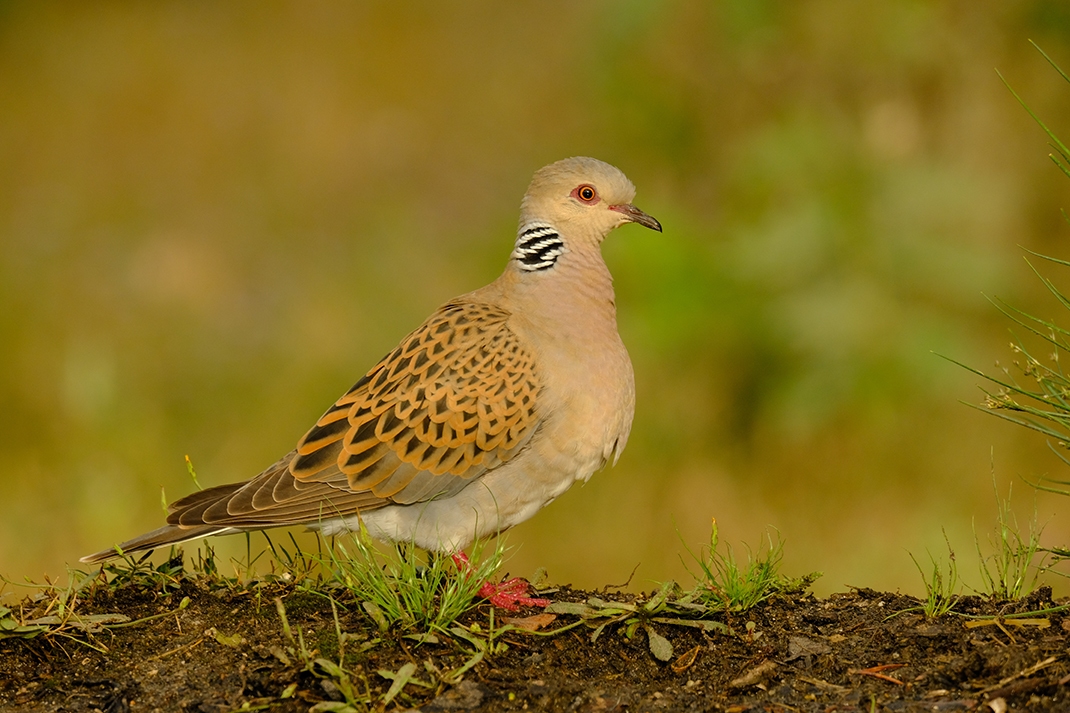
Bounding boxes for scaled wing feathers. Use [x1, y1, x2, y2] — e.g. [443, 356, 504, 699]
[165, 301, 542, 528]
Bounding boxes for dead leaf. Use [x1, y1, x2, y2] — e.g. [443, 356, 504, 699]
[786, 635, 831, 661]
[205, 627, 244, 647]
[269, 646, 292, 666]
[544, 601, 598, 617]
[671, 644, 701, 673]
[501, 613, 557, 632]
[965, 617, 1049, 630]
[729, 660, 778, 689]
[797, 675, 848, 695]
[644, 624, 673, 662]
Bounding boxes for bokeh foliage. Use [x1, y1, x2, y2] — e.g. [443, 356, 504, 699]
[4, 1, 1070, 594]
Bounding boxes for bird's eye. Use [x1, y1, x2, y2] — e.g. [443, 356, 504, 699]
[573, 184, 598, 203]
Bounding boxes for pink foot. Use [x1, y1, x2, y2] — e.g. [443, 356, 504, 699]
[477, 577, 552, 610]
[451, 553, 551, 611]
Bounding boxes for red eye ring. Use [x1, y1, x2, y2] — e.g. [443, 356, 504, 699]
[572, 184, 599, 204]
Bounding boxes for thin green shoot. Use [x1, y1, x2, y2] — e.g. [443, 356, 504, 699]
[327, 523, 505, 633]
[998, 42, 1070, 179]
[906, 530, 961, 618]
[974, 478, 1048, 600]
[261, 530, 323, 585]
[958, 45, 1070, 463]
[185, 454, 203, 490]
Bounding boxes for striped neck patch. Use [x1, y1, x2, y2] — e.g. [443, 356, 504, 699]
[512, 222, 565, 272]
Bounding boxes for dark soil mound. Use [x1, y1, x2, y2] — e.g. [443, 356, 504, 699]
[2, 576, 1068, 712]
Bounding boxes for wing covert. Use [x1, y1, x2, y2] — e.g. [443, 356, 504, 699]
[291, 301, 542, 502]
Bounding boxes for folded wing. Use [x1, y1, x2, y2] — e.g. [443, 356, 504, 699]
[165, 300, 543, 529]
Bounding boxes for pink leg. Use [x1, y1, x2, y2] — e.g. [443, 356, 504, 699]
[451, 552, 551, 611]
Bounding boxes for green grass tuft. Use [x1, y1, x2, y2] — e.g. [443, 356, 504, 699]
[954, 42, 1070, 588]
[974, 478, 1048, 600]
[326, 523, 505, 633]
[681, 519, 818, 612]
[907, 530, 961, 617]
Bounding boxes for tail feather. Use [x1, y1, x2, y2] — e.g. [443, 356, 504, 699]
[167, 482, 246, 526]
[79, 524, 235, 564]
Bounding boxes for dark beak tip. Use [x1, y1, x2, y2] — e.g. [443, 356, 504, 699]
[636, 212, 662, 233]
[612, 203, 662, 232]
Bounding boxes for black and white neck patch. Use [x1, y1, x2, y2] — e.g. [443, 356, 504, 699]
[512, 222, 565, 272]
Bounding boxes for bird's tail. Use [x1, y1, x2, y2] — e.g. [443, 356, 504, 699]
[79, 524, 235, 564]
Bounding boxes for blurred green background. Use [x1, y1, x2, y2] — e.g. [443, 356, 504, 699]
[5, 1, 1070, 597]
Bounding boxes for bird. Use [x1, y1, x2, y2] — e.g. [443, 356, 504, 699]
[81, 157, 661, 607]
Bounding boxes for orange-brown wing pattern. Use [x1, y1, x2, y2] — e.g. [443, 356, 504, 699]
[291, 301, 542, 498]
[161, 301, 542, 529]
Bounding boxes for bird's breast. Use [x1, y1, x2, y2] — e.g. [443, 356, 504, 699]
[530, 326, 635, 478]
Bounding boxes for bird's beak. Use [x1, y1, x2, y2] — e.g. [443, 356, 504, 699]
[610, 203, 662, 232]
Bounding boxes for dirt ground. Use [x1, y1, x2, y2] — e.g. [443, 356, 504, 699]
[2, 565, 1069, 713]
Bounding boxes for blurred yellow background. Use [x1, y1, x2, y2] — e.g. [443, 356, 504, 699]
[4, 1, 1070, 598]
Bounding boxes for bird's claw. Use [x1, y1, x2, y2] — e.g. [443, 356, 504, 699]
[477, 577, 551, 611]
[452, 552, 551, 610]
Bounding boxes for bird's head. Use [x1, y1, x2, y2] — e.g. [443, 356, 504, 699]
[512, 157, 660, 273]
